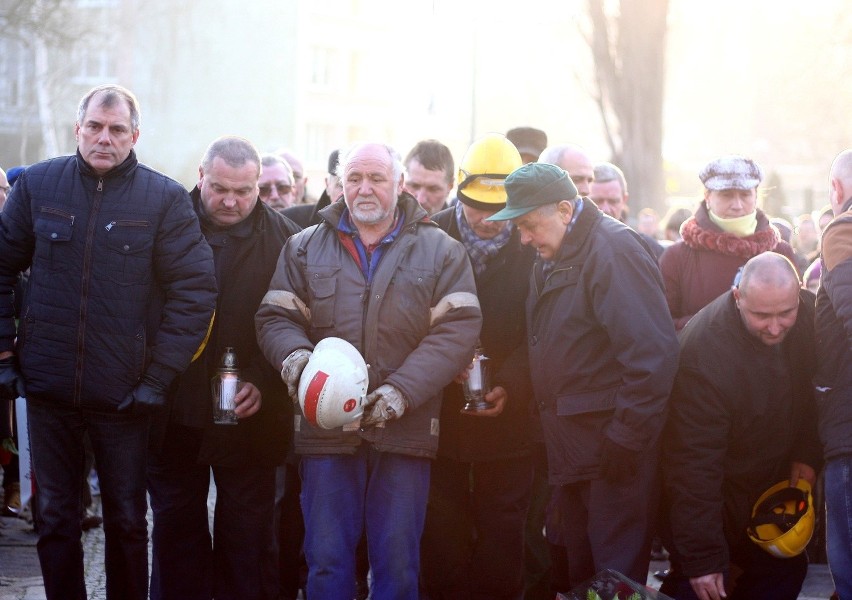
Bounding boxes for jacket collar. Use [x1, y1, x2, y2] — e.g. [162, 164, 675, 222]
[190, 185, 268, 238]
[318, 191, 434, 231]
[552, 197, 602, 265]
[76, 148, 138, 181]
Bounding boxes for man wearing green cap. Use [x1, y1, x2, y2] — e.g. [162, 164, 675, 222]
[488, 162, 679, 587]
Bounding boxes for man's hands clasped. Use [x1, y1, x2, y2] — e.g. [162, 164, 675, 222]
[360, 384, 408, 428]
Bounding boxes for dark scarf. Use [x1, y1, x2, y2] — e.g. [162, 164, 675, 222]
[455, 201, 512, 276]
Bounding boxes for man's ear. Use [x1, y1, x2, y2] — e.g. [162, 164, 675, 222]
[557, 199, 574, 224]
[832, 177, 845, 211]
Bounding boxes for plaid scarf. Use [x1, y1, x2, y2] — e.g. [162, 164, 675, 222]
[455, 201, 512, 276]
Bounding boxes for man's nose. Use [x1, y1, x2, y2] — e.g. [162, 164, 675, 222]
[97, 129, 111, 145]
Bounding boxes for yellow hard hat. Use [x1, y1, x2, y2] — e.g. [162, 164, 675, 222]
[747, 479, 814, 558]
[457, 133, 523, 209]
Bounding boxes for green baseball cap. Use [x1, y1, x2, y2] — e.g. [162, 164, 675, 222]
[486, 162, 579, 221]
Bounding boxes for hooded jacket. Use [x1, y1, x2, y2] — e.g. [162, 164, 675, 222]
[255, 192, 482, 458]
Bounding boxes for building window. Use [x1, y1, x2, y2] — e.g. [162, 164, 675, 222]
[0, 40, 27, 108]
[72, 47, 116, 84]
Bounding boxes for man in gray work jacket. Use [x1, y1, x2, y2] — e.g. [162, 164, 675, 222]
[256, 141, 481, 600]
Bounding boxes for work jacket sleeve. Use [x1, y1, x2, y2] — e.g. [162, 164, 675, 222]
[255, 235, 314, 370]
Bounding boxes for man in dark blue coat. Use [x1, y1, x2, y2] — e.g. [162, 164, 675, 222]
[147, 136, 300, 600]
[0, 85, 217, 600]
[488, 162, 679, 587]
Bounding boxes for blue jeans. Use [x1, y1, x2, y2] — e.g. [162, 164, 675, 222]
[27, 399, 150, 600]
[826, 455, 852, 600]
[300, 445, 430, 600]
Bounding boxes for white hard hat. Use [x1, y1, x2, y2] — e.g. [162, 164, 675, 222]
[298, 337, 368, 429]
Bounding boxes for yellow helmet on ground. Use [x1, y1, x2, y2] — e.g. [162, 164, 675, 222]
[747, 479, 814, 558]
[457, 133, 523, 210]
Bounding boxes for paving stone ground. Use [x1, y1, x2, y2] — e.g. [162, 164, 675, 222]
[0, 484, 839, 599]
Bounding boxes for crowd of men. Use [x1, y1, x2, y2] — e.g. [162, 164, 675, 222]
[0, 84, 851, 600]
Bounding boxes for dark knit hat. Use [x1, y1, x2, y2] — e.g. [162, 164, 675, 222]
[486, 162, 578, 221]
[506, 127, 547, 161]
[327, 150, 340, 176]
[6, 166, 25, 186]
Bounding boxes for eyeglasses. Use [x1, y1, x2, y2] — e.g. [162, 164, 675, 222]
[259, 183, 294, 198]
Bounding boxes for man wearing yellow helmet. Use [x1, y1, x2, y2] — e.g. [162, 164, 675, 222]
[420, 133, 536, 599]
[661, 252, 821, 600]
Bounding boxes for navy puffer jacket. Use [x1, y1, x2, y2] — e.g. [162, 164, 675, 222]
[0, 151, 217, 410]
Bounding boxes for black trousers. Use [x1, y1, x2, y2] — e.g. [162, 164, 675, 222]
[147, 423, 277, 600]
[421, 454, 534, 600]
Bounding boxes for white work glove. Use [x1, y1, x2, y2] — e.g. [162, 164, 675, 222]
[280, 349, 312, 400]
[360, 384, 408, 427]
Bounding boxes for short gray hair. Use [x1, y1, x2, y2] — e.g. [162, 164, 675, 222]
[77, 84, 141, 132]
[261, 153, 293, 177]
[593, 162, 627, 194]
[337, 142, 404, 182]
[201, 136, 261, 177]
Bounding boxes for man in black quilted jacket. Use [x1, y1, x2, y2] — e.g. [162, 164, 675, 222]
[0, 84, 217, 600]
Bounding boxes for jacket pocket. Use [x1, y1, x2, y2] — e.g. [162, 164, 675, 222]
[99, 220, 153, 286]
[555, 385, 617, 416]
[543, 386, 617, 476]
[308, 274, 337, 328]
[33, 209, 75, 273]
[385, 266, 436, 339]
